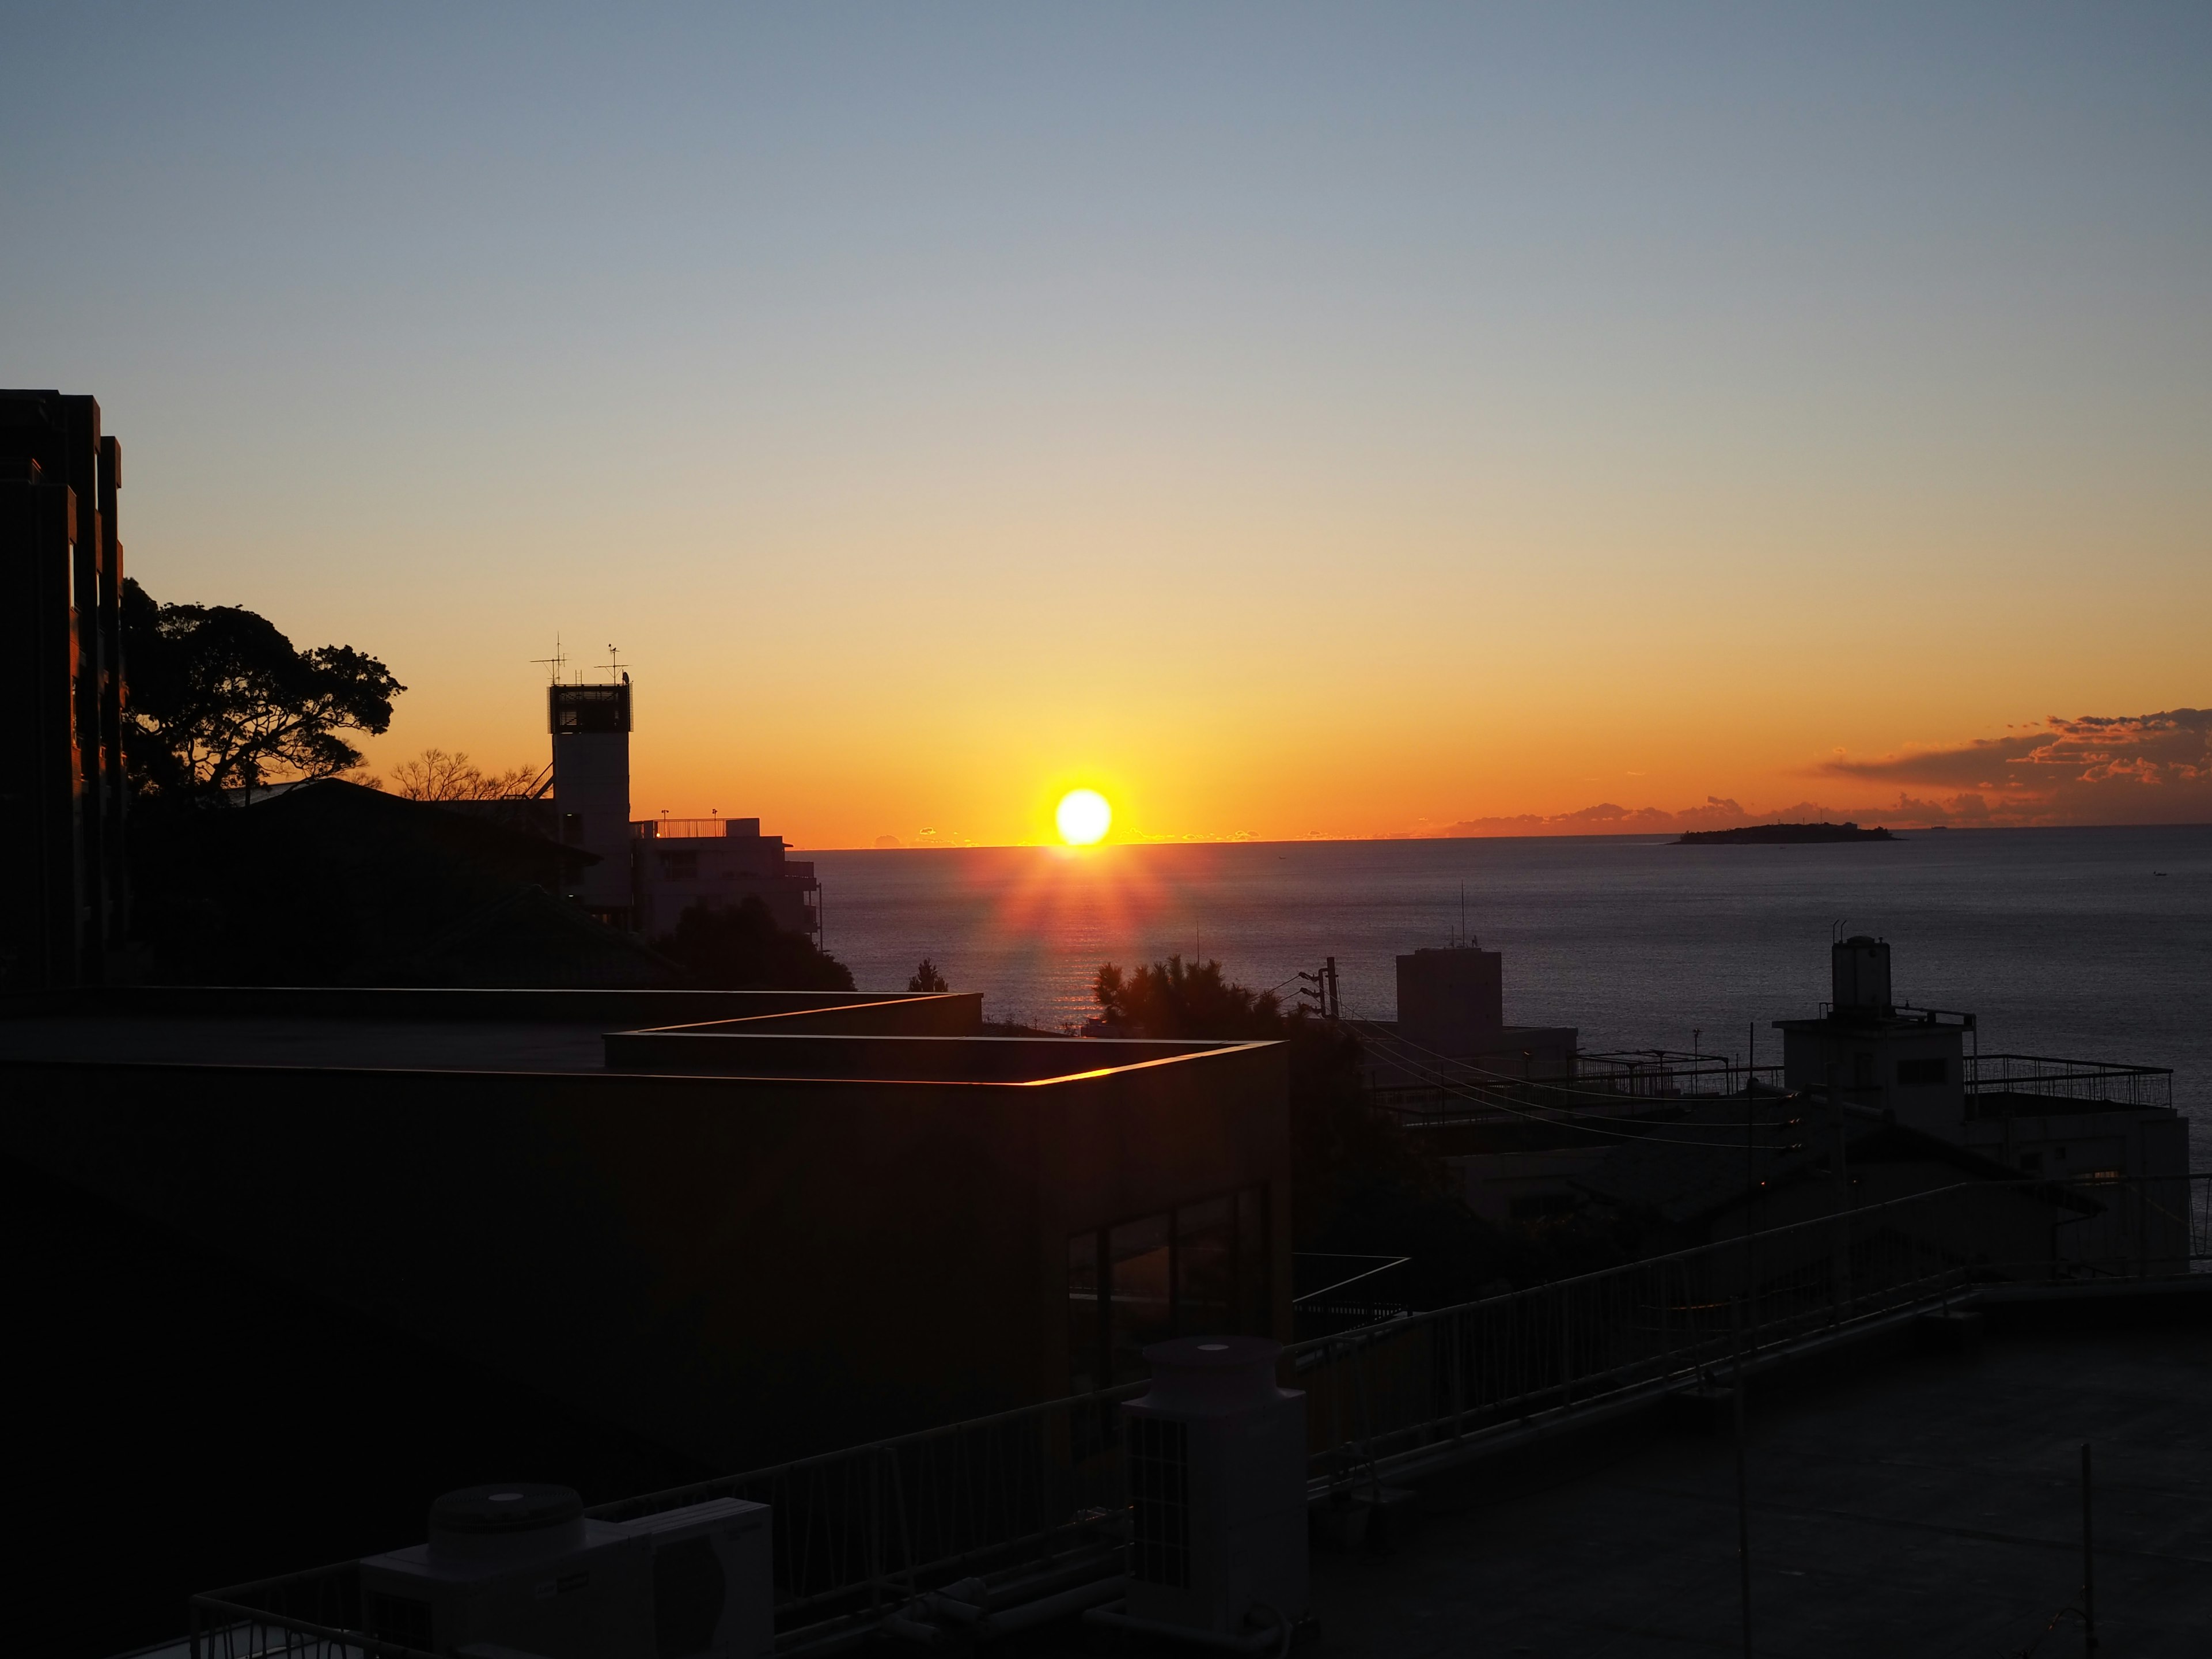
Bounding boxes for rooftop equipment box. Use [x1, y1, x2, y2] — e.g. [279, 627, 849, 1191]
[361, 1484, 770, 1659]
[1123, 1335, 1307, 1638]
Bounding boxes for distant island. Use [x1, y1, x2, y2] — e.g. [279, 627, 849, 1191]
[1676, 821, 1898, 845]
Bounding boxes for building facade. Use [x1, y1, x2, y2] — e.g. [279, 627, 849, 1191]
[0, 389, 128, 990]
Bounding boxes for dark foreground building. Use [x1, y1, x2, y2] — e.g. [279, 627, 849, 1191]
[0, 389, 128, 990]
[1, 986, 1292, 1475]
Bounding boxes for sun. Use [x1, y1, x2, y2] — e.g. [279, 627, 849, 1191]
[1055, 789, 1113, 846]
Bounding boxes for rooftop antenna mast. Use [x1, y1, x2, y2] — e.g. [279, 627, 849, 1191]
[605, 643, 628, 683]
[531, 635, 568, 685]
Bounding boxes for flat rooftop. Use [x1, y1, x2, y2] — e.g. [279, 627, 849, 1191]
[0, 991, 1263, 1084]
[1296, 1321, 2211, 1657]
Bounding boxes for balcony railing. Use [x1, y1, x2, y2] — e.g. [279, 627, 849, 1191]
[1965, 1052, 2173, 1113]
[188, 1173, 2207, 1659]
[634, 818, 765, 840]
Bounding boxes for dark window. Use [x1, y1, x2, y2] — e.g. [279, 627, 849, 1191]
[1070, 1184, 1272, 1393]
[1108, 1214, 1173, 1384]
[1853, 1052, 1875, 1090]
[1067, 1230, 1103, 1395]
[1897, 1057, 1947, 1086]
[1236, 1184, 1269, 1336]
[657, 849, 699, 880]
[1175, 1197, 1233, 1337]
[1127, 1416, 1191, 1588]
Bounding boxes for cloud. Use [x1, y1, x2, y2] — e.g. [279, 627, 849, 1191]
[1429, 797, 1866, 839]
[1818, 708, 2212, 825]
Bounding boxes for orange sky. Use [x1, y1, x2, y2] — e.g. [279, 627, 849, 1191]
[10, 8, 2208, 845]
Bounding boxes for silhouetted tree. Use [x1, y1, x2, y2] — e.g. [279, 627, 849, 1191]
[1094, 957, 1408, 1210]
[389, 747, 540, 801]
[907, 959, 949, 993]
[653, 898, 855, 991]
[122, 578, 404, 801]
[1091, 955, 1282, 1039]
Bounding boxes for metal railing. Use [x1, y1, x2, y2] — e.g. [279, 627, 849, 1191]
[1967, 1052, 2174, 1113]
[1292, 1252, 1412, 1339]
[1358, 1019, 1787, 1128]
[633, 818, 763, 840]
[190, 1174, 2209, 1658]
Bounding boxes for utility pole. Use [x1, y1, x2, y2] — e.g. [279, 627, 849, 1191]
[2082, 1442, 2099, 1656]
[1736, 1070, 1755, 1659]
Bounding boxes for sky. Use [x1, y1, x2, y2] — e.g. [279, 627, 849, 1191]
[6, 3, 2209, 846]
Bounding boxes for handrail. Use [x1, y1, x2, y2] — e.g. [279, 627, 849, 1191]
[191, 1173, 2208, 1656]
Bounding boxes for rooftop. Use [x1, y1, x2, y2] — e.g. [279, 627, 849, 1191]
[0, 987, 1262, 1085]
[1301, 1317, 2212, 1657]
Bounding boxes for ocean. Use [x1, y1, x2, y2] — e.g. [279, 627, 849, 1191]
[808, 824, 2212, 1162]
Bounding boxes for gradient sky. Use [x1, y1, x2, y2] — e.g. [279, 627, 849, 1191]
[7, 3, 2208, 846]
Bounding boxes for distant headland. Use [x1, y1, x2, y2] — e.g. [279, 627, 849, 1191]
[1675, 821, 1897, 845]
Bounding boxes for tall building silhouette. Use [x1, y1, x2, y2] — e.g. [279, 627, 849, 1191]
[548, 677, 634, 929]
[1, 390, 127, 988]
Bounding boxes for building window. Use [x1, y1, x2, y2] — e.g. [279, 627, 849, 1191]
[1897, 1057, 1947, 1086]
[1068, 1185, 1270, 1393]
[657, 850, 699, 880]
[1108, 1213, 1173, 1386]
[1175, 1196, 1234, 1336]
[1067, 1231, 1103, 1396]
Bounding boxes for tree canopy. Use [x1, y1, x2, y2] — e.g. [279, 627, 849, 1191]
[652, 898, 855, 992]
[122, 578, 404, 800]
[907, 959, 949, 993]
[1090, 955, 1285, 1040]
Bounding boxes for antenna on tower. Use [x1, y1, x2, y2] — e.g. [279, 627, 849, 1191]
[531, 635, 568, 685]
[605, 642, 627, 682]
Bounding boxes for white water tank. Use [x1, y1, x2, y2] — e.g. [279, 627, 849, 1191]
[1123, 1335, 1307, 1637]
[359, 1483, 771, 1659]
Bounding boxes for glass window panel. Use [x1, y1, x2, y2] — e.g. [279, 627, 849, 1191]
[1236, 1185, 1269, 1336]
[1175, 1197, 1234, 1339]
[1108, 1213, 1173, 1384]
[1067, 1230, 1103, 1395]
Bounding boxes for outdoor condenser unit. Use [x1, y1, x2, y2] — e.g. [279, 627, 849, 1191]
[1122, 1335, 1308, 1637]
[359, 1483, 771, 1659]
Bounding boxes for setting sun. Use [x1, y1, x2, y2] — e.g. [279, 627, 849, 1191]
[1054, 789, 1112, 846]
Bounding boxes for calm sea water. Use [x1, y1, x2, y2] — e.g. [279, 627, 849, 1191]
[810, 825, 2212, 1162]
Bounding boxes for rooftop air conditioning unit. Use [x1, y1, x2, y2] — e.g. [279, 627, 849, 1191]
[1122, 1335, 1306, 1639]
[360, 1483, 771, 1659]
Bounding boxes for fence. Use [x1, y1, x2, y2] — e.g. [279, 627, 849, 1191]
[1966, 1052, 2174, 1113]
[190, 1173, 2210, 1659]
[1291, 1252, 1412, 1339]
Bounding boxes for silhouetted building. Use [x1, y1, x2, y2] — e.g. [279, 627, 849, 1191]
[1, 389, 127, 989]
[550, 680, 635, 928]
[127, 779, 667, 987]
[1777, 935, 2187, 1187]
[634, 816, 818, 941]
[1389, 944, 1577, 1079]
[539, 675, 819, 941]
[1, 987, 1291, 1472]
